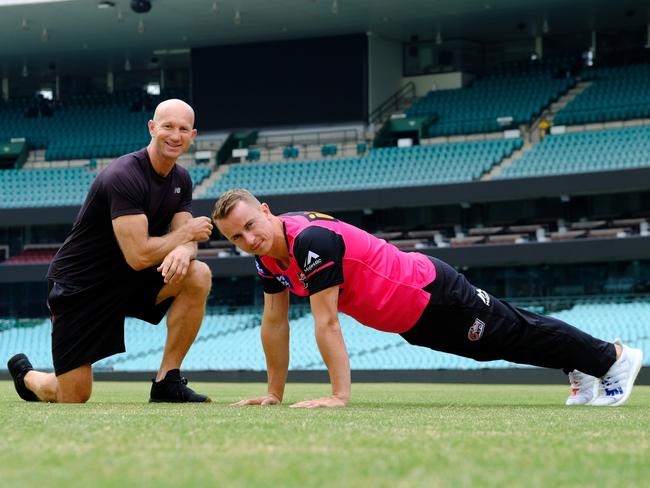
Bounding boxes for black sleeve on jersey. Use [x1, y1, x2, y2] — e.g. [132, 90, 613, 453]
[293, 226, 345, 295]
[255, 256, 286, 294]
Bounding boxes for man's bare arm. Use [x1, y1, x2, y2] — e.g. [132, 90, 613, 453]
[290, 286, 350, 408]
[112, 212, 212, 271]
[232, 290, 290, 406]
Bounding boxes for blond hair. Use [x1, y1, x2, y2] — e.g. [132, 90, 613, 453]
[212, 188, 261, 221]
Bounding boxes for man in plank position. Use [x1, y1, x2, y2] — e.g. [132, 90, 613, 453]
[212, 188, 642, 408]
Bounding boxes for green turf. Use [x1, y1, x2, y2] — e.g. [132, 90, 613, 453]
[0, 381, 648, 487]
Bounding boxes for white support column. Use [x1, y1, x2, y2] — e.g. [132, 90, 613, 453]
[534, 36, 543, 60]
[591, 30, 597, 57]
[1, 77, 8, 100]
[107, 70, 114, 94]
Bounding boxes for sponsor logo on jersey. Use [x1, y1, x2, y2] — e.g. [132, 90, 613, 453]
[303, 250, 323, 274]
[468, 318, 486, 341]
[255, 260, 266, 276]
[275, 274, 292, 289]
[305, 212, 336, 221]
[476, 288, 490, 306]
[304, 251, 319, 267]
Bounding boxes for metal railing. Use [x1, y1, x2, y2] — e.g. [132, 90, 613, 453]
[255, 127, 363, 149]
[368, 82, 416, 125]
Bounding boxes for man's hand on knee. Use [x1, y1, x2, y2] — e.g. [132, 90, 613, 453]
[157, 246, 194, 284]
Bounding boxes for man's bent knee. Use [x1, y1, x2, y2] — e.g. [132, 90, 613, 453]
[56, 364, 93, 403]
[184, 261, 212, 294]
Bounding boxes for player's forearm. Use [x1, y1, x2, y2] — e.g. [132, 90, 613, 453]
[179, 241, 198, 260]
[131, 228, 194, 269]
[261, 320, 290, 401]
[314, 320, 351, 403]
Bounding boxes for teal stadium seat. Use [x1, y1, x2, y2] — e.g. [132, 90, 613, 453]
[497, 126, 650, 179]
[0, 91, 180, 162]
[555, 63, 650, 126]
[200, 138, 522, 198]
[406, 58, 575, 137]
[0, 167, 96, 208]
[2, 300, 648, 372]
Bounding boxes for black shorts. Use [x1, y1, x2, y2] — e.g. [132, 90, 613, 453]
[400, 257, 616, 377]
[47, 268, 174, 375]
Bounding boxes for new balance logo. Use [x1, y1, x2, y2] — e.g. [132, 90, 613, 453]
[605, 387, 623, 396]
[174, 187, 181, 194]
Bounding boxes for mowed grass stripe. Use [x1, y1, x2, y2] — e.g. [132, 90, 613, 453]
[1, 382, 648, 488]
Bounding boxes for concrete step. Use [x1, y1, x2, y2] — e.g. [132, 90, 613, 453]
[194, 164, 228, 199]
[481, 142, 533, 180]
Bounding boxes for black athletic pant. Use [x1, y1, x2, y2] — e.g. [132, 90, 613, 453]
[401, 258, 617, 378]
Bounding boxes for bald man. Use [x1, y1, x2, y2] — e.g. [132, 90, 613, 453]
[7, 99, 213, 403]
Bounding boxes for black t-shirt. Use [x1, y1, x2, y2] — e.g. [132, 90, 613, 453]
[47, 148, 193, 287]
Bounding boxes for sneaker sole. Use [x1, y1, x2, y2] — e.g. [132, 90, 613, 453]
[610, 347, 643, 407]
[584, 376, 601, 406]
[591, 346, 644, 407]
[566, 374, 599, 406]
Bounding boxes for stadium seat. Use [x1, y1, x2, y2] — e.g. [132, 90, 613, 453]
[4, 300, 647, 372]
[199, 138, 522, 198]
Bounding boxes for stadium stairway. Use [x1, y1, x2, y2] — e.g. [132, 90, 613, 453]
[480, 141, 533, 180]
[406, 69, 575, 137]
[545, 81, 593, 126]
[554, 63, 650, 126]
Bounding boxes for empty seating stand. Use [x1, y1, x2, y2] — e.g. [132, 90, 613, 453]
[0, 167, 95, 207]
[0, 90, 188, 162]
[555, 63, 650, 125]
[497, 126, 650, 179]
[0, 164, 211, 209]
[201, 138, 522, 198]
[407, 59, 575, 137]
[2, 300, 648, 372]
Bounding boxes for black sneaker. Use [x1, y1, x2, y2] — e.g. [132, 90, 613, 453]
[7, 353, 39, 402]
[149, 369, 211, 403]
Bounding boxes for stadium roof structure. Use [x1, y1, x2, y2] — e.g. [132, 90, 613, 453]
[0, 0, 648, 77]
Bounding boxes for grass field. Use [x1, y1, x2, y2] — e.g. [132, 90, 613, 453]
[1, 381, 649, 487]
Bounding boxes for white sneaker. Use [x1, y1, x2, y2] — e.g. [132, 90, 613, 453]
[591, 339, 644, 407]
[565, 370, 598, 405]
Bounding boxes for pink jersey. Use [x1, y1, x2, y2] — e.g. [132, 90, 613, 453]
[255, 212, 436, 333]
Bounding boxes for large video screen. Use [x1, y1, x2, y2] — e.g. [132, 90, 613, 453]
[191, 34, 367, 130]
